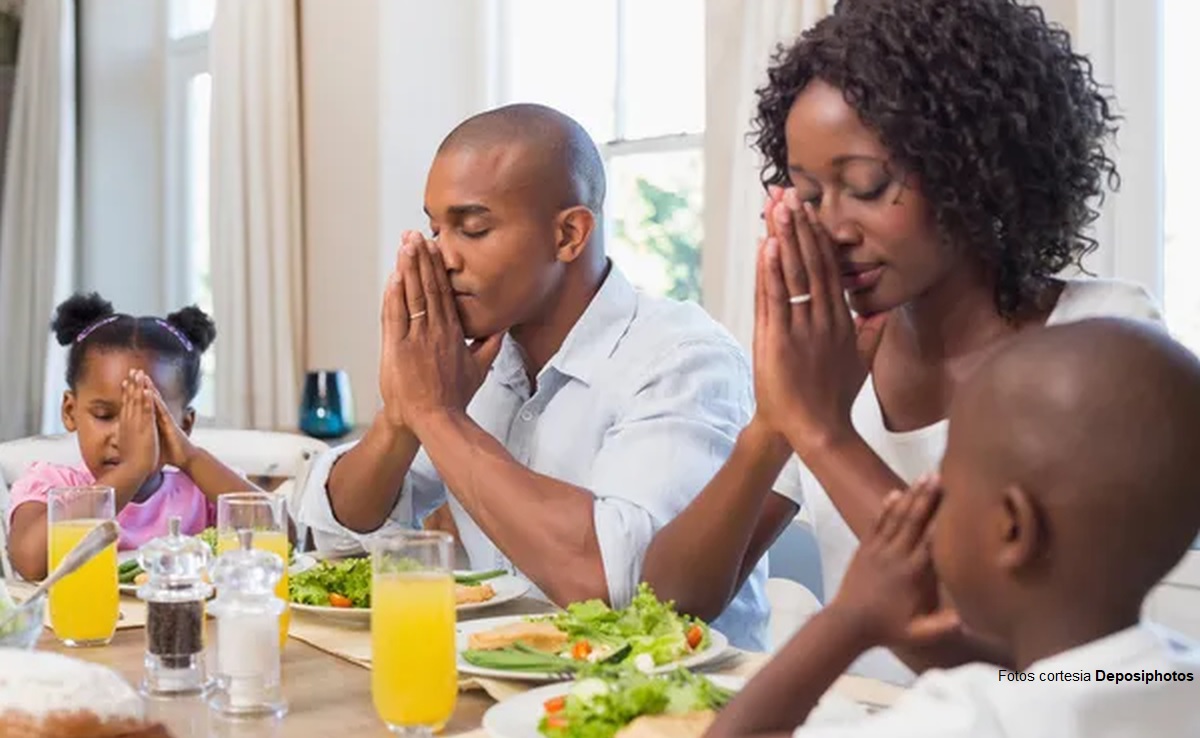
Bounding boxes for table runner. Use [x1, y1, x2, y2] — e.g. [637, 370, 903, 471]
[5, 578, 148, 630]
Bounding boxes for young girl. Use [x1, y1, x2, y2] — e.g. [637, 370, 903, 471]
[7, 293, 259, 581]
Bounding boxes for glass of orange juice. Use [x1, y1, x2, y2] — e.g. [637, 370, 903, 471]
[47, 486, 119, 646]
[216, 493, 290, 647]
[372, 530, 457, 735]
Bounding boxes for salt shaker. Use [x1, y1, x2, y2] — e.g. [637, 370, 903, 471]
[137, 516, 213, 695]
[206, 529, 288, 718]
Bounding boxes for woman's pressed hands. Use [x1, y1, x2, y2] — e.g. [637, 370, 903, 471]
[752, 188, 888, 454]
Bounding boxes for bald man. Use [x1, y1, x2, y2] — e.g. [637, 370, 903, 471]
[712, 317, 1200, 738]
[299, 104, 768, 649]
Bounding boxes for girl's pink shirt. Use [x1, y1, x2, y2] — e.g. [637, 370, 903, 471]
[7, 462, 216, 550]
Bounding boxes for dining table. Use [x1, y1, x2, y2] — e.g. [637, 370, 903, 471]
[27, 587, 906, 738]
[36, 626, 498, 738]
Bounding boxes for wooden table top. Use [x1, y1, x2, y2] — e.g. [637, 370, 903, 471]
[36, 626, 494, 738]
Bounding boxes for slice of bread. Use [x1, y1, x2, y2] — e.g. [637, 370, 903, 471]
[467, 620, 568, 652]
[614, 712, 716, 738]
[455, 583, 496, 605]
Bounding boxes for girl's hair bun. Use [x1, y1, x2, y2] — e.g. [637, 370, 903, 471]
[165, 305, 217, 353]
[50, 293, 115, 346]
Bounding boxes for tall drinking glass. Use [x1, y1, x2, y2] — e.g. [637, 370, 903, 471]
[216, 493, 290, 646]
[371, 531, 457, 735]
[47, 486, 119, 646]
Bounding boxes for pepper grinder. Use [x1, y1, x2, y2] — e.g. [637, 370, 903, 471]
[207, 529, 288, 718]
[137, 516, 213, 695]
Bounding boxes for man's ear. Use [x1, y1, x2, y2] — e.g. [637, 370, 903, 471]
[554, 206, 597, 264]
[181, 407, 196, 436]
[61, 391, 78, 433]
[996, 484, 1046, 573]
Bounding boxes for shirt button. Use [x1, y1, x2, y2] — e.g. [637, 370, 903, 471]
[520, 410, 534, 422]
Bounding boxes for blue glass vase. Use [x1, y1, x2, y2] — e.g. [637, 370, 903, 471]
[299, 370, 355, 439]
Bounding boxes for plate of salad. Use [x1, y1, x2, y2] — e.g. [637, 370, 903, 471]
[288, 558, 530, 622]
[117, 527, 312, 594]
[458, 584, 728, 682]
[483, 669, 868, 738]
[485, 670, 739, 738]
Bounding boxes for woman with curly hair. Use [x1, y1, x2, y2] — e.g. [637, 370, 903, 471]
[640, 0, 1161, 681]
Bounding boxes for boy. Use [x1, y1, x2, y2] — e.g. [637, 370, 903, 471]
[709, 318, 1200, 737]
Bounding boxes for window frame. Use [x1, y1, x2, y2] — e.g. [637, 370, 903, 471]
[162, 2, 214, 417]
[162, 11, 210, 313]
[1073, 0, 1165, 300]
[491, 0, 706, 302]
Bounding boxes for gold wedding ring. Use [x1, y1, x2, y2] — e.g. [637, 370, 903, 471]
[409, 310, 428, 321]
[788, 294, 813, 305]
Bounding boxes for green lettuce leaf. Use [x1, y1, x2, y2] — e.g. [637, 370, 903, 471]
[287, 558, 372, 607]
[544, 583, 709, 666]
[538, 669, 729, 738]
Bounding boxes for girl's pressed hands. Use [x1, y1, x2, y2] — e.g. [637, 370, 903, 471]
[148, 378, 199, 470]
[118, 368, 161, 482]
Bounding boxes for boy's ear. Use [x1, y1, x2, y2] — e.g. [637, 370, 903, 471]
[996, 484, 1045, 572]
[61, 391, 78, 433]
[181, 407, 196, 435]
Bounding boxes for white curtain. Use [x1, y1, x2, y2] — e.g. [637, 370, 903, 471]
[210, 0, 305, 430]
[701, 0, 833, 349]
[0, 0, 75, 441]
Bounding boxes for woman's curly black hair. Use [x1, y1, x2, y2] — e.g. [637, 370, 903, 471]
[753, 0, 1119, 318]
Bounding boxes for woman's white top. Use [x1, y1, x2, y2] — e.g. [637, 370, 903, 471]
[774, 279, 1164, 684]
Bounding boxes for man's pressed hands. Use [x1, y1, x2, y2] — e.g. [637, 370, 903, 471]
[378, 231, 504, 433]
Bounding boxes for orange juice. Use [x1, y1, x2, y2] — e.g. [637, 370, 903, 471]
[219, 530, 290, 646]
[372, 572, 457, 728]
[48, 519, 118, 645]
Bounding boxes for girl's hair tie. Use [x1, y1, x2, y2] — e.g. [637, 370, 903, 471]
[154, 319, 195, 353]
[74, 315, 120, 344]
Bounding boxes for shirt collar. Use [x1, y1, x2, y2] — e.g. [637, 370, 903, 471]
[489, 264, 639, 391]
[491, 335, 529, 392]
[548, 265, 638, 386]
[1025, 622, 1178, 674]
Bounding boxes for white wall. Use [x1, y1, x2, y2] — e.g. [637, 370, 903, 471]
[1037, 0, 1077, 31]
[77, 0, 166, 315]
[301, 0, 490, 424]
[377, 0, 491, 283]
[299, 0, 382, 427]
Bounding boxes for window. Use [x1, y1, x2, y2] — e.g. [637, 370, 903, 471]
[165, 0, 215, 415]
[1164, 0, 1198, 354]
[495, 0, 705, 302]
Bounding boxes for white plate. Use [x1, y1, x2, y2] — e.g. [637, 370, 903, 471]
[482, 675, 868, 738]
[289, 572, 531, 624]
[457, 575, 532, 613]
[118, 553, 318, 595]
[457, 615, 730, 682]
